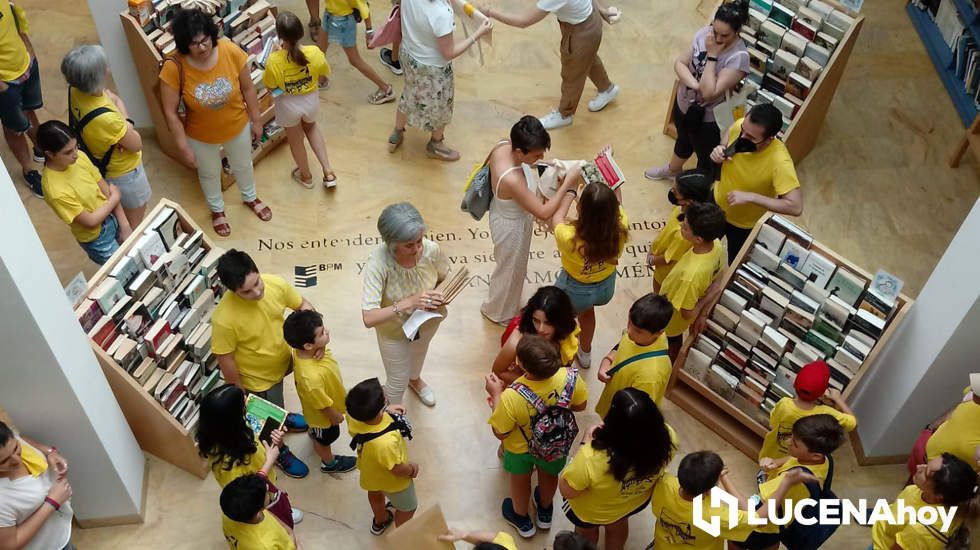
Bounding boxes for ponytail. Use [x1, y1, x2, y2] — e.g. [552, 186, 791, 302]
[715, 0, 749, 32]
[275, 11, 308, 67]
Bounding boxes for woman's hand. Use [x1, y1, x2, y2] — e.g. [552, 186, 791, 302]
[709, 144, 729, 164]
[438, 529, 466, 542]
[474, 18, 493, 38]
[704, 29, 722, 57]
[250, 119, 263, 142]
[46, 450, 68, 479]
[177, 141, 197, 170]
[47, 476, 72, 505]
[485, 373, 505, 397]
[409, 290, 444, 311]
[759, 457, 777, 472]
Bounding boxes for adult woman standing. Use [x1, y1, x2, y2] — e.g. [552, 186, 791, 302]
[644, 0, 749, 179]
[159, 8, 272, 237]
[387, 0, 492, 161]
[362, 202, 449, 406]
[0, 421, 74, 550]
[61, 45, 151, 226]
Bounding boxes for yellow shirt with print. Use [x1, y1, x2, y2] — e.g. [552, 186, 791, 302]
[871, 484, 961, 550]
[713, 118, 801, 229]
[661, 240, 726, 338]
[650, 206, 692, 285]
[348, 414, 410, 493]
[488, 367, 588, 455]
[324, 0, 369, 18]
[41, 154, 108, 243]
[759, 397, 857, 461]
[555, 206, 629, 284]
[292, 348, 346, 430]
[68, 88, 141, 179]
[209, 439, 277, 488]
[262, 46, 331, 96]
[222, 511, 295, 550]
[651, 474, 755, 549]
[211, 274, 302, 392]
[926, 399, 980, 471]
[757, 455, 829, 532]
[595, 331, 670, 418]
[491, 532, 518, 550]
[0, 1, 30, 82]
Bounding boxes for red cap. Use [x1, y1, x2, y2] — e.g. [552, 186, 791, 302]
[794, 360, 830, 401]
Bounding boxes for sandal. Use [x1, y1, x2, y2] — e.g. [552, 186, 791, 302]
[211, 212, 231, 237]
[243, 199, 272, 222]
[368, 85, 395, 105]
[388, 128, 404, 153]
[426, 138, 460, 162]
[291, 167, 314, 189]
[323, 170, 337, 189]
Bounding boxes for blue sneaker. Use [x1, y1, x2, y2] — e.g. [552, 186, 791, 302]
[276, 446, 309, 478]
[502, 497, 536, 538]
[23, 170, 42, 198]
[533, 486, 553, 529]
[284, 412, 308, 433]
[320, 455, 357, 473]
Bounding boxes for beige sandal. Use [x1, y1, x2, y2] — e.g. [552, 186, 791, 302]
[211, 212, 231, 237]
[323, 170, 337, 189]
[243, 199, 272, 221]
[291, 167, 314, 189]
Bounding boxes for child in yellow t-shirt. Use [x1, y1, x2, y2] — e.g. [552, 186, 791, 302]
[486, 335, 588, 539]
[596, 293, 673, 417]
[759, 360, 857, 462]
[345, 377, 419, 535]
[283, 310, 356, 474]
[220, 474, 297, 550]
[648, 169, 714, 293]
[263, 12, 336, 189]
[658, 201, 727, 362]
[316, 0, 394, 105]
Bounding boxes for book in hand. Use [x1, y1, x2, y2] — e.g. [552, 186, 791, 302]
[245, 394, 287, 445]
[584, 149, 625, 191]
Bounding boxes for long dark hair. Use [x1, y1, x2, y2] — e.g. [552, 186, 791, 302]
[518, 286, 577, 343]
[275, 11, 308, 66]
[195, 384, 258, 471]
[592, 388, 674, 481]
[574, 183, 628, 264]
[714, 0, 749, 32]
[171, 8, 220, 55]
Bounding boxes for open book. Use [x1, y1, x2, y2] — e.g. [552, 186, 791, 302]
[244, 394, 287, 445]
[402, 268, 470, 340]
[584, 149, 625, 190]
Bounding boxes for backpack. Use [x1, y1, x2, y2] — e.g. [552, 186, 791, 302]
[348, 412, 413, 453]
[778, 456, 838, 550]
[510, 368, 580, 462]
[67, 87, 115, 176]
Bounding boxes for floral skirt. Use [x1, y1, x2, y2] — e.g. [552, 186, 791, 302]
[398, 56, 454, 132]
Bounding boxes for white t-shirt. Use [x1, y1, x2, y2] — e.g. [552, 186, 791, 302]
[537, 0, 592, 25]
[400, 0, 456, 67]
[0, 439, 73, 550]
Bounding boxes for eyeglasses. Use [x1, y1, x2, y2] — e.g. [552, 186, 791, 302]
[189, 37, 211, 49]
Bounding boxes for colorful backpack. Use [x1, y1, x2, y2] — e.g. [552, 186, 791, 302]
[510, 368, 579, 462]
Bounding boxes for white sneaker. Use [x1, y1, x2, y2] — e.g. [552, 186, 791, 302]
[588, 84, 620, 112]
[576, 348, 592, 369]
[292, 507, 304, 524]
[538, 110, 573, 130]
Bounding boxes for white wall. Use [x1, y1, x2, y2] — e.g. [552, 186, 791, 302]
[0, 168, 145, 520]
[87, 0, 151, 126]
[849, 198, 980, 457]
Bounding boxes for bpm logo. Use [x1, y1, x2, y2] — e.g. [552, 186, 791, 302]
[294, 263, 344, 288]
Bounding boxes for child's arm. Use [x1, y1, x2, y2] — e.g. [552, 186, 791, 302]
[322, 406, 345, 425]
[491, 339, 519, 379]
[596, 344, 620, 383]
[758, 455, 790, 473]
[571, 402, 588, 412]
[755, 468, 819, 520]
[73, 179, 121, 229]
[820, 388, 857, 423]
[558, 476, 586, 499]
[390, 462, 420, 478]
[717, 467, 750, 510]
[438, 529, 500, 544]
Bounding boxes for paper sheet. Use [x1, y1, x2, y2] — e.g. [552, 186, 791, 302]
[380, 504, 455, 549]
[402, 309, 444, 340]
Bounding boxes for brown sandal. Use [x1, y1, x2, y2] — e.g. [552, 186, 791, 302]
[211, 212, 231, 237]
[244, 199, 272, 222]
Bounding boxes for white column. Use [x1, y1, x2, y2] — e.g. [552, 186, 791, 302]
[849, 198, 980, 458]
[0, 168, 145, 521]
[87, 0, 151, 126]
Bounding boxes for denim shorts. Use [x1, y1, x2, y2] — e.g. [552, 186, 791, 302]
[106, 163, 152, 210]
[555, 269, 617, 313]
[323, 13, 357, 48]
[79, 214, 120, 265]
[0, 58, 42, 132]
[383, 480, 417, 512]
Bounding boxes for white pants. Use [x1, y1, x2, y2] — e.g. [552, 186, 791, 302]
[187, 124, 257, 213]
[376, 318, 441, 404]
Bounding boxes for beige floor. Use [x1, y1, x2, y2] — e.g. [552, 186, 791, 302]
[5, 0, 979, 548]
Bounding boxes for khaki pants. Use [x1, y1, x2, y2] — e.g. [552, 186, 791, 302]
[558, 10, 611, 117]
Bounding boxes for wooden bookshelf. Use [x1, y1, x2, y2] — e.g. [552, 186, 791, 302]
[950, 113, 980, 167]
[666, 213, 913, 459]
[662, 2, 865, 163]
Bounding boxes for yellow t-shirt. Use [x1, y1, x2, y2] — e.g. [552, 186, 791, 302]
[68, 88, 142, 179]
[595, 332, 671, 418]
[18, 438, 48, 477]
[211, 274, 303, 392]
[661, 241, 726, 337]
[159, 39, 249, 144]
[209, 440, 277, 488]
[650, 206, 692, 285]
[651, 474, 755, 549]
[758, 455, 829, 530]
[559, 325, 581, 366]
[292, 349, 346, 430]
[262, 46, 331, 96]
[491, 532, 518, 550]
[348, 414, 410, 493]
[554, 206, 629, 284]
[41, 154, 108, 243]
[324, 0, 370, 18]
[871, 485, 961, 550]
[713, 118, 801, 229]
[926, 399, 980, 471]
[488, 367, 588, 454]
[222, 511, 296, 550]
[759, 398, 857, 461]
[0, 1, 30, 82]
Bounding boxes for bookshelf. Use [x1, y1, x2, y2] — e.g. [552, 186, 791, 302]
[662, 0, 865, 163]
[665, 213, 913, 460]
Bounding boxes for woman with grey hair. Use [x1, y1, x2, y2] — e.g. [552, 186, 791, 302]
[61, 44, 150, 226]
[361, 202, 449, 406]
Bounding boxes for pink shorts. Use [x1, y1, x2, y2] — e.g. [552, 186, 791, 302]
[274, 91, 319, 127]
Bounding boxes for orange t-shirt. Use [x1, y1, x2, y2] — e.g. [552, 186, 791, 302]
[159, 39, 249, 144]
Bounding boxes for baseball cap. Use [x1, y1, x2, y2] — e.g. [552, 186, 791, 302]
[794, 360, 831, 401]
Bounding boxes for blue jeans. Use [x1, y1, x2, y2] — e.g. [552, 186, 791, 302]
[78, 214, 119, 265]
[323, 13, 357, 48]
[555, 269, 617, 313]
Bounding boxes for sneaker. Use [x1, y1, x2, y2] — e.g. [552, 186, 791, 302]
[284, 413, 308, 433]
[370, 508, 394, 535]
[538, 110, 573, 130]
[291, 507, 304, 525]
[643, 163, 679, 181]
[32, 148, 44, 163]
[276, 447, 310, 478]
[321, 455, 357, 473]
[23, 170, 42, 198]
[533, 486, 553, 529]
[502, 498, 536, 539]
[587, 83, 620, 112]
[576, 348, 591, 369]
[380, 48, 403, 75]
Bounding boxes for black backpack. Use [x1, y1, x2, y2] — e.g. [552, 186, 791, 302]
[67, 87, 115, 176]
[348, 412, 413, 452]
[779, 456, 839, 550]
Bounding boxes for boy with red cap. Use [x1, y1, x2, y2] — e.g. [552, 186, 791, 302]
[758, 360, 857, 462]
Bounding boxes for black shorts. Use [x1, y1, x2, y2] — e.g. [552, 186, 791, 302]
[732, 530, 781, 549]
[562, 497, 650, 528]
[308, 425, 340, 446]
[672, 101, 721, 172]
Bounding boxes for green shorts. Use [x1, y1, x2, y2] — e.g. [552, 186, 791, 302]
[383, 481, 417, 512]
[503, 450, 566, 476]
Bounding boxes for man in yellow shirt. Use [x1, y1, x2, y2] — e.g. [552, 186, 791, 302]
[709, 104, 803, 263]
[212, 250, 315, 478]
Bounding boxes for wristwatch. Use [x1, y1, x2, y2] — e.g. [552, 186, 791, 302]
[706, 55, 718, 62]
